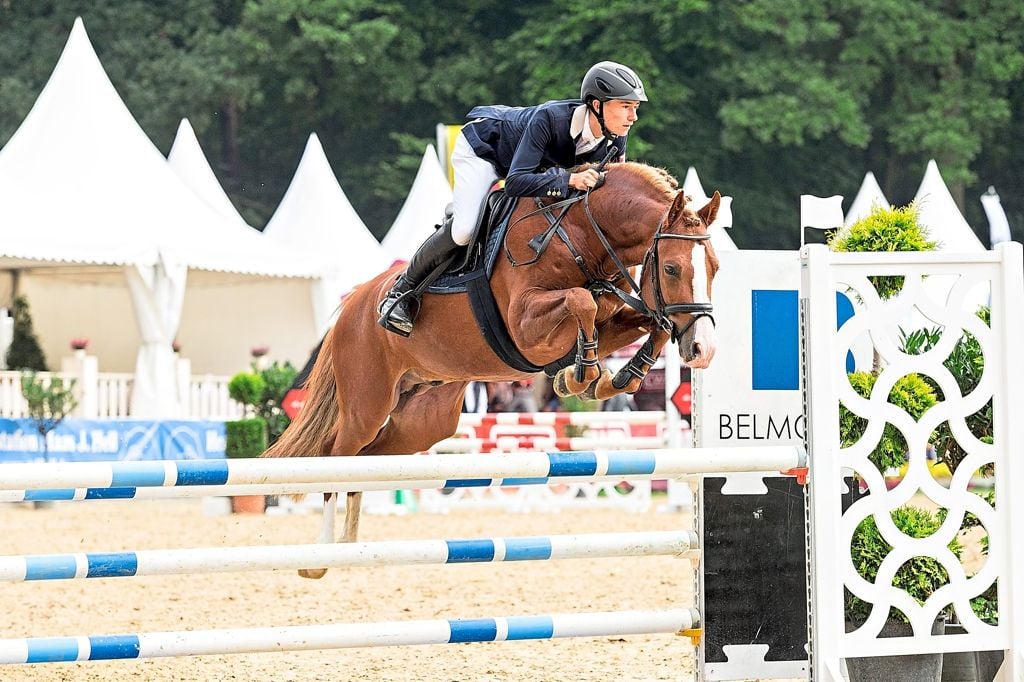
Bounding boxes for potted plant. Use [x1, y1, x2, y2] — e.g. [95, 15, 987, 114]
[844, 505, 962, 681]
[224, 416, 268, 513]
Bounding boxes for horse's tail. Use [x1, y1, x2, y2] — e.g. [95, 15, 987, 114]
[262, 332, 338, 459]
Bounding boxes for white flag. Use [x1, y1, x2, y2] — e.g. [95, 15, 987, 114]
[980, 187, 1012, 247]
[800, 195, 844, 230]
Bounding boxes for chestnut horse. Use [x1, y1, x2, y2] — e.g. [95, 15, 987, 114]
[264, 162, 720, 578]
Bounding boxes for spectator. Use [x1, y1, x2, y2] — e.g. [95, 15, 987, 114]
[462, 381, 489, 414]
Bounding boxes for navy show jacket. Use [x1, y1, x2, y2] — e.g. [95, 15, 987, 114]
[461, 99, 628, 199]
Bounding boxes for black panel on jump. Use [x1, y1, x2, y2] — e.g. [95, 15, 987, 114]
[703, 475, 808, 666]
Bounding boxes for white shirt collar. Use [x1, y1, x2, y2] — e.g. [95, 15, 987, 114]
[571, 105, 602, 154]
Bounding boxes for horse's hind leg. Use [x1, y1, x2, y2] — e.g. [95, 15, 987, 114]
[297, 492, 340, 579]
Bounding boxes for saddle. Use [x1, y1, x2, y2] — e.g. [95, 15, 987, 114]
[427, 189, 517, 294]
[425, 190, 573, 375]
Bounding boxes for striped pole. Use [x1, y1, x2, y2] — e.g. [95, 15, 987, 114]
[0, 448, 805, 492]
[0, 530, 698, 582]
[0, 608, 700, 664]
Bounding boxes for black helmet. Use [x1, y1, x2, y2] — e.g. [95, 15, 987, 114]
[581, 61, 648, 103]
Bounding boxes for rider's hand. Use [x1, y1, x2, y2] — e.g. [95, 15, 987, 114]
[568, 169, 602, 191]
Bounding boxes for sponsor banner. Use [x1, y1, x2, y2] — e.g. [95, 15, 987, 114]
[695, 250, 861, 448]
[0, 419, 226, 463]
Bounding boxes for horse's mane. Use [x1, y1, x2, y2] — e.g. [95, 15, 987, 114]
[577, 161, 679, 201]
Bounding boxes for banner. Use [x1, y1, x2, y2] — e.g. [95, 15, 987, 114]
[0, 419, 226, 463]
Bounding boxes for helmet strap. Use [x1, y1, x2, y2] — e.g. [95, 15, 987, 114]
[586, 100, 615, 142]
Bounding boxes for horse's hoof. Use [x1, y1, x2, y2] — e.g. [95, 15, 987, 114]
[553, 370, 573, 397]
[298, 568, 328, 579]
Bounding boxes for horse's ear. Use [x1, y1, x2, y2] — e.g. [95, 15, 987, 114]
[699, 191, 721, 227]
[667, 191, 688, 226]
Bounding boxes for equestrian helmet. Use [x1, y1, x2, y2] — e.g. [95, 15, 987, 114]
[581, 61, 648, 103]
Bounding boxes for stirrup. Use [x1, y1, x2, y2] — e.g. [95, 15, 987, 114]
[377, 291, 417, 337]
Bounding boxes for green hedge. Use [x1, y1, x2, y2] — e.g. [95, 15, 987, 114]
[225, 417, 268, 459]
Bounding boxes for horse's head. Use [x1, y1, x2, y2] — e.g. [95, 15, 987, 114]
[642, 190, 720, 369]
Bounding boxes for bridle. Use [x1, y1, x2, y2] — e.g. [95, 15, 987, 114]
[509, 186, 715, 342]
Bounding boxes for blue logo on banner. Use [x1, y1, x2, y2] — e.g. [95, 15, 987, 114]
[751, 290, 855, 390]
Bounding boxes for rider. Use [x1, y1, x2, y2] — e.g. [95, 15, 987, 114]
[378, 61, 647, 336]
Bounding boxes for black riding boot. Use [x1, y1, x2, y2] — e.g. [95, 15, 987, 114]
[378, 217, 461, 336]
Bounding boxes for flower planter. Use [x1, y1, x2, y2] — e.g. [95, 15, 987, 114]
[845, 617, 946, 682]
[230, 494, 266, 514]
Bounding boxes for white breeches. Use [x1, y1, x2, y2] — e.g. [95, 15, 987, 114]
[451, 131, 499, 245]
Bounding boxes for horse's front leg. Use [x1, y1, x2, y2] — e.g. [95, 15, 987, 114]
[584, 328, 671, 400]
[508, 287, 602, 398]
[578, 310, 672, 401]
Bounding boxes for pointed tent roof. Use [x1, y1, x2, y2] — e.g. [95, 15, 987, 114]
[382, 145, 453, 262]
[264, 134, 389, 289]
[913, 160, 984, 252]
[681, 167, 737, 251]
[168, 118, 248, 227]
[844, 172, 889, 227]
[0, 19, 311, 277]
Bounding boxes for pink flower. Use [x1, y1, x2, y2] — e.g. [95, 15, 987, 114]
[172, 340, 182, 353]
[70, 337, 89, 351]
[250, 345, 269, 358]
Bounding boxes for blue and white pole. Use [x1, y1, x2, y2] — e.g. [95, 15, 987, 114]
[0, 530, 698, 582]
[0, 609, 701, 664]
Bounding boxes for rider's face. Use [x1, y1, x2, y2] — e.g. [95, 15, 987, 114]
[601, 100, 640, 136]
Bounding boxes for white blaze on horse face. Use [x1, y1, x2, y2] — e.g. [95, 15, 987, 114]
[683, 244, 716, 369]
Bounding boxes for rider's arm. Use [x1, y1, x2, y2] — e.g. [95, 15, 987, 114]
[504, 108, 571, 199]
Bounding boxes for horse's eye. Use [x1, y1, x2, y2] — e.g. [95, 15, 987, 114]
[663, 263, 680, 278]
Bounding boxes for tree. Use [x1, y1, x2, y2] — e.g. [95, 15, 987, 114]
[20, 372, 77, 462]
[6, 296, 47, 371]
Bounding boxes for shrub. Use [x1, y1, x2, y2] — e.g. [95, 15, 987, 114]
[225, 417, 268, 458]
[847, 504, 962, 625]
[228, 372, 265, 413]
[829, 203, 937, 300]
[228, 361, 297, 445]
[899, 307, 992, 474]
[839, 371, 938, 472]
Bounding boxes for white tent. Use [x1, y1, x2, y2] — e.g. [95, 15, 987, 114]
[167, 118, 322, 380]
[913, 160, 985, 252]
[168, 118, 248, 227]
[681, 167, 737, 251]
[0, 18, 318, 416]
[264, 134, 390, 331]
[382, 145, 453, 262]
[844, 171, 889, 227]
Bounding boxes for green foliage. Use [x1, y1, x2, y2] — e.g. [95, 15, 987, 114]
[839, 371, 937, 472]
[899, 307, 992, 474]
[1, 1, 1022, 244]
[829, 203, 937, 300]
[228, 371, 266, 412]
[20, 372, 77, 459]
[228, 361, 297, 445]
[225, 417, 268, 458]
[847, 504, 963, 625]
[6, 296, 47, 371]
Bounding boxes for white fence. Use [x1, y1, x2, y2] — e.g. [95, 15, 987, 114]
[0, 369, 242, 420]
